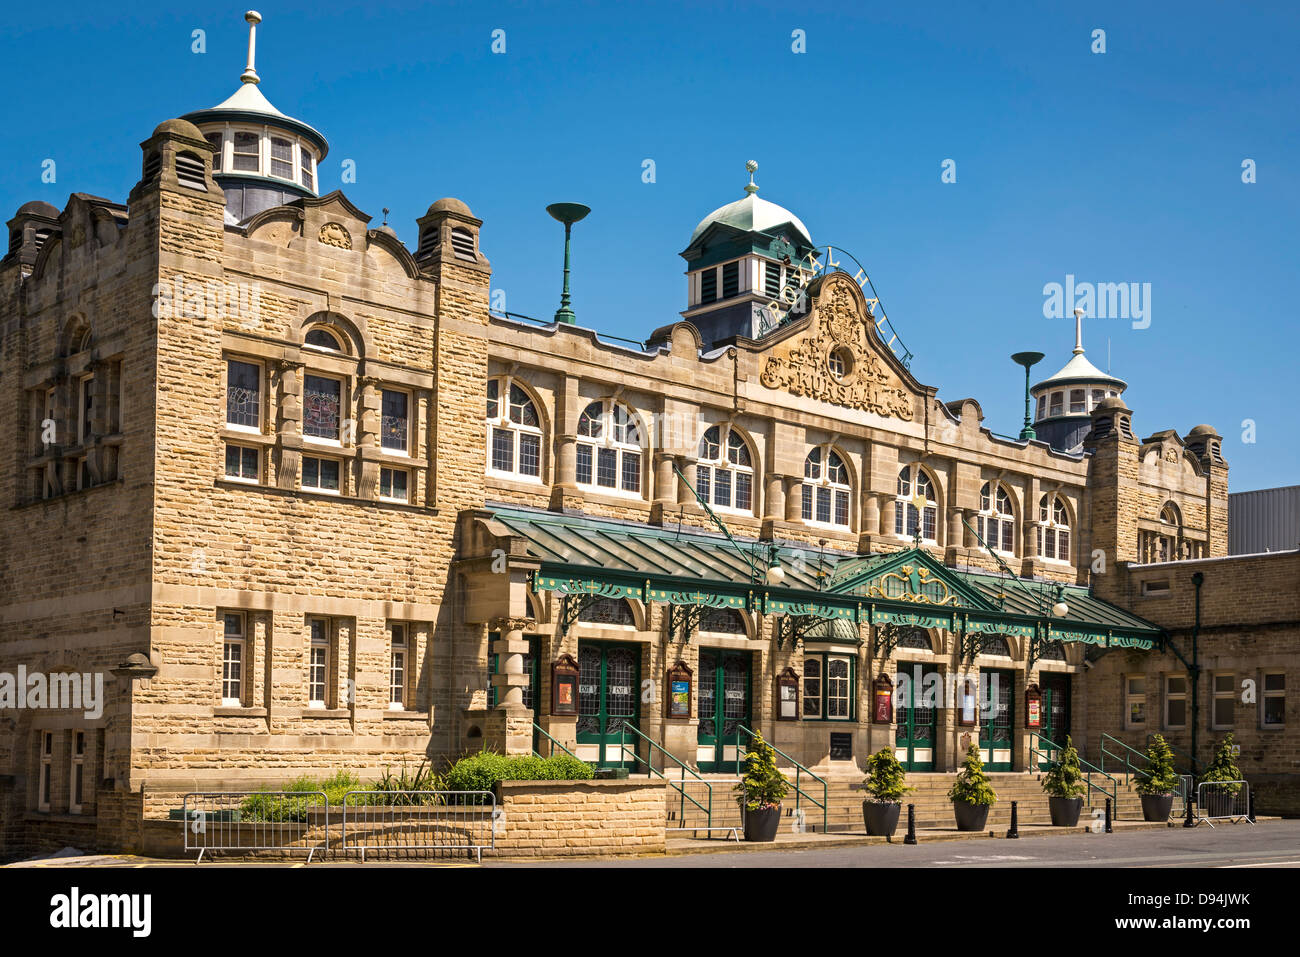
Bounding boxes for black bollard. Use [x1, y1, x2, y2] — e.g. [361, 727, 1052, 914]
[1105, 797, 1113, 833]
[1006, 800, 1019, 839]
[1248, 790, 1256, 824]
[903, 803, 917, 845]
[1183, 790, 1196, 828]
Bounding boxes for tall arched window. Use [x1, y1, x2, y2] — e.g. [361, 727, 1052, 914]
[1156, 502, 1182, 562]
[486, 377, 542, 480]
[576, 400, 643, 495]
[895, 465, 938, 543]
[697, 425, 754, 513]
[1036, 494, 1072, 562]
[801, 446, 851, 528]
[977, 482, 1016, 554]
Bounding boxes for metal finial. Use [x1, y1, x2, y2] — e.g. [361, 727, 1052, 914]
[382, 207, 390, 225]
[241, 11, 263, 85]
[1072, 306, 1085, 356]
[744, 160, 759, 194]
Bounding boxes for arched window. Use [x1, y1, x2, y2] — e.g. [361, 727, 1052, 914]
[697, 425, 754, 513]
[895, 465, 938, 543]
[979, 634, 1012, 657]
[801, 446, 851, 529]
[578, 598, 636, 627]
[486, 377, 542, 480]
[977, 482, 1016, 554]
[896, 627, 932, 651]
[1036, 494, 1072, 562]
[576, 400, 643, 495]
[1039, 640, 1067, 661]
[698, 607, 747, 635]
[1148, 502, 1184, 562]
[304, 326, 344, 352]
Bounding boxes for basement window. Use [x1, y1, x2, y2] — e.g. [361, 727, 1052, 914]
[1141, 579, 1171, 596]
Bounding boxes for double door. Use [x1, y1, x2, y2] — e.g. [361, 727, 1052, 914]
[979, 668, 1014, 771]
[894, 663, 939, 771]
[697, 649, 751, 772]
[576, 641, 640, 769]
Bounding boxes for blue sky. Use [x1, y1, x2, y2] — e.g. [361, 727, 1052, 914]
[3, 0, 1296, 491]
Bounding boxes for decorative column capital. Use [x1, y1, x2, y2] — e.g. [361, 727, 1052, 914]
[489, 616, 534, 635]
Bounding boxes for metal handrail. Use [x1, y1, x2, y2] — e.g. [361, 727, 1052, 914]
[532, 723, 582, 761]
[1029, 732, 1117, 808]
[618, 724, 713, 829]
[734, 724, 828, 834]
[1100, 732, 1152, 782]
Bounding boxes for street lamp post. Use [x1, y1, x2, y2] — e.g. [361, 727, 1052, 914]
[546, 203, 590, 325]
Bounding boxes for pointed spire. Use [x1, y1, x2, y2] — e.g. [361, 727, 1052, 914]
[240, 11, 263, 85]
[743, 159, 759, 195]
[1072, 306, 1085, 356]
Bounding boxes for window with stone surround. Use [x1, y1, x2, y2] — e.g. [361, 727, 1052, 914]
[77, 374, 93, 445]
[1165, 674, 1188, 729]
[225, 358, 262, 432]
[302, 455, 341, 494]
[894, 464, 937, 542]
[1125, 675, 1146, 729]
[379, 466, 408, 503]
[303, 374, 343, 442]
[38, 731, 52, 811]
[222, 613, 245, 706]
[1262, 672, 1285, 727]
[381, 389, 410, 454]
[224, 443, 260, 484]
[977, 482, 1016, 555]
[803, 446, 852, 529]
[486, 377, 542, 481]
[389, 623, 408, 710]
[1212, 672, 1235, 729]
[575, 399, 643, 496]
[308, 618, 332, 708]
[1036, 494, 1072, 563]
[70, 732, 86, 814]
[697, 425, 754, 514]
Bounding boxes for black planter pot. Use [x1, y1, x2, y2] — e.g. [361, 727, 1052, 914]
[862, 800, 902, 837]
[1140, 793, 1175, 822]
[1048, 796, 1083, 827]
[743, 805, 782, 842]
[953, 800, 991, 832]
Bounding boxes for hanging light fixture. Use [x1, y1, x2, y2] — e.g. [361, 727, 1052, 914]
[1050, 584, 1069, 618]
[764, 543, 785, 585]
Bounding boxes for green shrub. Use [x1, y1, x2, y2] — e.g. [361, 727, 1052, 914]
[1198, 734, 1244, 796]
[734, 731, 789, 811]
[1041, 735, 1088, 799]
[862, 747, 913, 804]
[1135, 734, 1181, 796]
[240, 771, 360, 821]
[948, 743, 997, 806]
[442, 750, 593, 798]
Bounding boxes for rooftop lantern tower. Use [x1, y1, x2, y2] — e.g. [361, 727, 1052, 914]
[1030, 308, 1128, 452]
[679, 161, 818, 350]
[182, 11, 330, 223]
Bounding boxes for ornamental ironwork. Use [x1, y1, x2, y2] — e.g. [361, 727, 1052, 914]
[860, 564, 961, 606]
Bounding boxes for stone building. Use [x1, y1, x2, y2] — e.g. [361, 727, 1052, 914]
[0, 14, 1293, 856]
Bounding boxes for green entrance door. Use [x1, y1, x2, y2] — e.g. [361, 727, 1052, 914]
[894, 663, 939, 771]
[576, 641, 640, 769]
[979, 668, 1014, 771]
[697, 649, 751, 773]
[1038, 673, 1071, 769]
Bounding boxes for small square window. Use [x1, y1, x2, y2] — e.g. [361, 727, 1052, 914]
[303, 456, 341, 493]
[379, 467, 409, 503]
[224, 444, 259, 483]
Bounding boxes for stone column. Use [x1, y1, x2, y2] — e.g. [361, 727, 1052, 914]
[273, 359, 304, 490]
[677, 456, 698, 505]
[783, 475, 803, 522]
[764, 471, 786, 523]
[489, 616, 535, 754]
[355, 374, 381, 499]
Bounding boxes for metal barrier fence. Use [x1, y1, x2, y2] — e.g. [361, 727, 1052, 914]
[1196, 780, 1253, 827]
[340, 791, 497, 862]
[182, 791, 330, 863]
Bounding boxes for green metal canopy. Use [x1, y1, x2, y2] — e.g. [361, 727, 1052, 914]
[489, 505, 1162, 651]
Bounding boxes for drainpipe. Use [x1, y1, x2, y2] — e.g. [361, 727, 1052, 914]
[1189, 571, 1204, 774]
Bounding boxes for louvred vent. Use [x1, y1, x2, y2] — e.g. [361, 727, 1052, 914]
[143, 152, 162, 182]
[175, 153, 208, 192]
[416, 227, 439, 258]
[450, 227, 476, 261]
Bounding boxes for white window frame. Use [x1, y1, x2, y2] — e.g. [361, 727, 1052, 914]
[1036, 493, 1072, 563]
[575, 400, 644, 498]
[1164, 674, 1188, 730]
[696, 425, 755, 515]
[1211, 672, 1235, 730]
[380, 387, 412, 456]
[70, 731, 85, 814]
[486, 377, 543, 482]
[308, 618, 331, 708]
[893, 464, 938, 543]
[825, 655, 853, 721]
[302, 373, 345, 445]
[302, 455, 342, 495]
[379, 466, 409, 503]
[802, 445, 852, 531]
[222, 613, 245, 706]
[224, 443, 260, 484]
[977, 482, 1016, 556]
[225, 357, 263, 433]
[39, 731, 53, 811]
[1125, 675, 1146, 729]
[389, 624, 408, 710]
[1262, 671, 1285, 728]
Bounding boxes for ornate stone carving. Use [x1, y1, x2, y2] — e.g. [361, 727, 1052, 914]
[759, 273, 914, 420]
[318, 222, 352, 250]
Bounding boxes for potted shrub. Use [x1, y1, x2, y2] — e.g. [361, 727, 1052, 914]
[1198, 734, 1244, 818]
[1135, 734, 1181, 821]
[948, 743, 997, 831]
[734, 731, 789, 842]
[861, 747, 914, 838]
[1040, 734, 1087, 826]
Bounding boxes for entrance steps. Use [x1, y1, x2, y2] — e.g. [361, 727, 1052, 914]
[663, 771, 1147, 833]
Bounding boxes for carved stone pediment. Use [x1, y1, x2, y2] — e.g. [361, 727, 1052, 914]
[758, 272, 915, 420]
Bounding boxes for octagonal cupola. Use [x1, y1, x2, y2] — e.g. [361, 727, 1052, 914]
[1030, 310, 1128, 452]
[679, 161, 818, 349]
[182, 11, 329, 223]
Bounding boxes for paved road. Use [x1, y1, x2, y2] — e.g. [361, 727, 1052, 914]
[493, 819, 1300, 868]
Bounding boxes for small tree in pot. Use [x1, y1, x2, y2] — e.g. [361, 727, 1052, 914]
[734, 731, 789, 842]
[1040, 735, 1087, 826]
[1198, 734, 1244, 818]
[948, 743, 997, 831]
[861, 747, 914, 838]
[1135, 734, 1182, 821]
